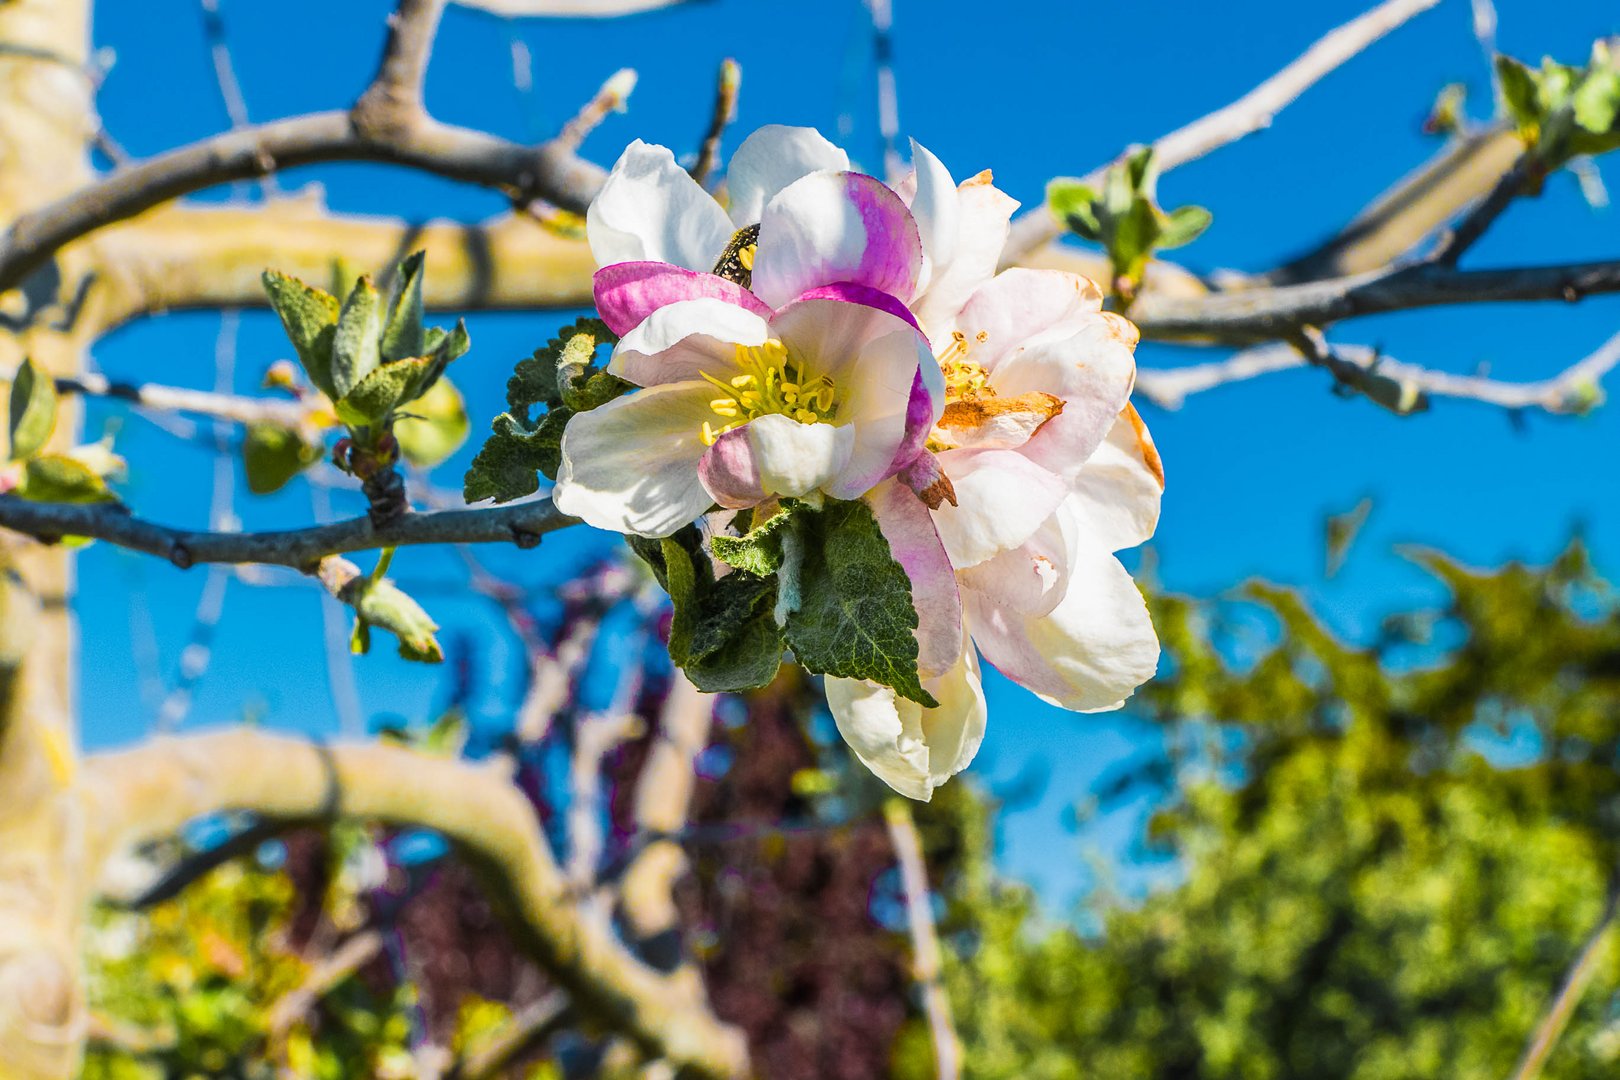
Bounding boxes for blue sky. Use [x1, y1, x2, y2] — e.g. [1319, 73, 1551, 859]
[81, 0, 1618, 907]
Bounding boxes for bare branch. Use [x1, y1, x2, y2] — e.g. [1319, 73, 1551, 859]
[1136, 328, 1620, 414]
[1131, 259, 1620, 342]
[556, 68, 638, 153]
[884, 799, 960, 1080]
[0, 495, 576, 570]
[21, 367, 309, 429]
[0, 114, 605, 295]
[354, 0, 448, 130]
[1003, 0, 1443, 264]
[80, 729, 751, 1078]
[266, 929, 386, 1040]
[1430, 146, 1537, 265]
[97, 203, 595, 322]
[689, 59, 741, 187]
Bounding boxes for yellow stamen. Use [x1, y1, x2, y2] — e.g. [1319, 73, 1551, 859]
[697, 338, 840, 443]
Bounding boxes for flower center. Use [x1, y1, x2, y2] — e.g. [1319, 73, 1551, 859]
[699, 338, 839, 446]
[937, 330, 994, 402]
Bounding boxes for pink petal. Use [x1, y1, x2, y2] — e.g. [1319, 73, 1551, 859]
[866, 478, 963, 679]
[594, 262, 772, 337]
[750, 171, 922, 310]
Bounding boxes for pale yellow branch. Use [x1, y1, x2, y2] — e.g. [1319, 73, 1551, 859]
[80, 728, 751, 1079]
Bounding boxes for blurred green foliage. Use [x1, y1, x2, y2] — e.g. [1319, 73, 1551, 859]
[80, 543, 1620, 1078]
[898, 542, 1620, 1079]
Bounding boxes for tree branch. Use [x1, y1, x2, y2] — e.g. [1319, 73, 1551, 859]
[884, 799, 960, 1080]
[1002, 0, 1443, 264]
[80, 729, 750, 1079]
[689, 58, 741, 187]
[0, 495, 577, 570]
[0, 0, 611, 298]
[95, 203, 595, 323]
[1130, 259, 1620, 342]
[1136, 327, 1620, 414]
[20, 367, 309, 429]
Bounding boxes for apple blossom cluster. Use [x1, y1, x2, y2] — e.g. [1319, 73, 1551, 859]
[549, 126, 1163, 800]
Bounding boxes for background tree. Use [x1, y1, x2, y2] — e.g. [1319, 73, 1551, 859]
[0, 0, 1616, 1076]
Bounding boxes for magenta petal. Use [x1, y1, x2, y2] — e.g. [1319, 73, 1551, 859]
[593, 262, 773, 337]
[791, 282, 921, 331]
[697, 426, 765, 510]
[751, 171, 923, 309]
[888, 367, 939, 476]
[866, 478, 963, 679]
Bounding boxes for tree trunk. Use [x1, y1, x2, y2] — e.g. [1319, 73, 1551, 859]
[0, 2, 97, 1075]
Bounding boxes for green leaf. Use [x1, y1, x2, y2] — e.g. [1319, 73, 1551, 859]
[782, 499, 936, 707]
[411, 319, 470, 405]
[261, 271, 341, 400]
[334, 356, 434, 427]
[342, 574, 443, 663]
[711, 505, 802, 578]
[380, 251, 426, 363]
[1047, 178, 1101, 241]
[462, 409, 568, 503]
[8, 359, 57, 461]
[330, 276, 382, 402]
[661, 535, 785, 693]
[16, 454, 117, 504]
[242, 422, 322, 495]
[555, 320, 629, 412]
[1573, 66, 1620, 136]
[1496, 54, 1542, 133]
[396, 377, 469, 468]
[1158, 205, 1214, 250]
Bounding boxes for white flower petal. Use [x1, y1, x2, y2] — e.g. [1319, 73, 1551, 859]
[553, 381, 716, 538]
[906, 139, 960, 299]
[955, 505, 1071, 617]
[913, 170, 1019, 348]
[609, 297, 770, 387]
[826, 643, 986, 801]
[929, 448, 1067, 568]
[740, 414, 853, 498]
[725, 124, 850, 226]
[586, 140, 735, 271]
[967, 542, 1159, 712]
[1058, 405, 1165, 552]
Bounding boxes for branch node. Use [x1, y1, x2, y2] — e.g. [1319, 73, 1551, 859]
[168, 542, 194, 570]
[510, 526, 543, 551]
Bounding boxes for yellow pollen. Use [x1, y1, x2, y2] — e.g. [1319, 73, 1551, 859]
[937, 330, 994, 402]
[698, 338, 840, 445]
[737, 244, 757, 271]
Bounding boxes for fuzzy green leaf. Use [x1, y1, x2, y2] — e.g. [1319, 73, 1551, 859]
[8, 359, 57, 462]
[380, 251, 426, 363]
[16, 454, 117, 505]
[342, 575, 443, 663]
[783, 499, 935, 707]
[242, 423, 322, 495]
[711, 505, 803, 578]
[335, 356, 434, 427]
[661, 535, 785, 693]
[396, 377, 470, 468]
[262, 271, 341, 400]
[1047, 178, 1101, 241]
[330, 276, 383, 402]
[1573, 66, 1620, 136]
[1158, 205, 1214, 250]
[1496, 55, 1542, 133]
[462, 410, 567, 504]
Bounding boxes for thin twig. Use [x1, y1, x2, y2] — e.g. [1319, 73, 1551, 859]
[1002, 0, 1444, 263]
[0, 495, 575, 570]
[865, 0, 903, 183]
[689, 59, 740, 187]
[555, 68, 638, 153]
[1509, 864, 1620, 1080]
[1429, 149, 1539, 265]
[884, 799, 960, 1080]
[1135, 328, 1620, 414]
[30, 368, 310, 429]
[1131, 259, 1620, 342]
[267, 929, 387, 1038]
